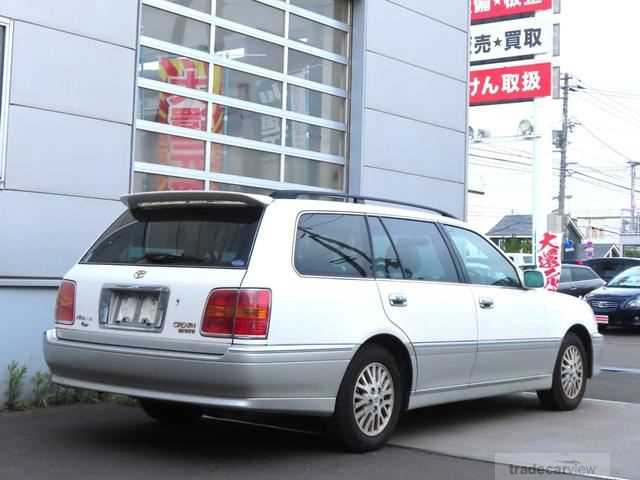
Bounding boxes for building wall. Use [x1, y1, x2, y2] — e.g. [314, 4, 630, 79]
[0, 0, 138, 400]
[0, 0, 138, 276]
[0, 0, 469, 403]
[350, 0, 469, 219]
[0, 288, 58, 402]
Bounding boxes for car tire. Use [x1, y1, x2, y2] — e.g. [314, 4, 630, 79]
[330, 344, 403, 453]
[537, 332, 588, 411]
[139, 398, 203, 424]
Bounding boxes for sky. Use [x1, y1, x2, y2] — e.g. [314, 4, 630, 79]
[468, 0, 640, 240]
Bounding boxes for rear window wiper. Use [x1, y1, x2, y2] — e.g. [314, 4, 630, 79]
[136, 252, 207, 265]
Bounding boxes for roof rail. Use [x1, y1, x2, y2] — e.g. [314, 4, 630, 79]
[270, 190, 458, 219]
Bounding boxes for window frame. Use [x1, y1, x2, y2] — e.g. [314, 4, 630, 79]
[0, 17, 13, 187]
[135, 0, 352, 194]
[292, 210, 375, 281]
[367, 216, 464, 285]
[441, 224, 525, 290]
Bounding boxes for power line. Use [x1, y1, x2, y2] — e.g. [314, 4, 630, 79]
[470, 154, 634, 194]
[590, 91, 640, 122]
[577, 122, 635, 162]
[469, 153, 532, 168]
[470, 161, 531, 174]
[583, 87, 640, 99]
[578, 164, 630, 183]
[469, 146, 533, 161]
[574, 92, 640, 128]
[571, 170, 635, 192]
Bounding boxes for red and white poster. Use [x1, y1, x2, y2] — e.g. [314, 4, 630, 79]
[471, 0, 552, 22]
[470, 62, 551, 106]
[538, 232, 563, 291]
[155, 56, 208, 191]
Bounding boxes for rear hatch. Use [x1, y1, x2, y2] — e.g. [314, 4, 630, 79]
[58, 191, 269, 354]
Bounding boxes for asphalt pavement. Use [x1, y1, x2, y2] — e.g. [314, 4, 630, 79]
[1, 330, 639, 480]
[0, 402, 602, 480]
[586, 329, 640, 404]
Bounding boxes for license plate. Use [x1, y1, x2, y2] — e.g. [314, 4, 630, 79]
[595, 315, 609, 325]
[109, 292, 161, 330]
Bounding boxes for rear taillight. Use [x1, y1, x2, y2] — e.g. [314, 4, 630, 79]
[55, 280, 76, 325]
[201, 289, 271, 339]
[202, 289, 236, 336]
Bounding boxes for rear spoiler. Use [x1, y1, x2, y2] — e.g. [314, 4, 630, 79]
[121, 191, 273, 210]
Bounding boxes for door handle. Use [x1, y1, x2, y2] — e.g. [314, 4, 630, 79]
[479, 297, 494, 309]
[389, 294, 408, 307]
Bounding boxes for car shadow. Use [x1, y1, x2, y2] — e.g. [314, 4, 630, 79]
[396, 394, 542, 437]
[71, 394, 543, 460]
[74, 411, 334, 462]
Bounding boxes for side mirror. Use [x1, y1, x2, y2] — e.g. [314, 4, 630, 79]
[523, 270, 545, 289]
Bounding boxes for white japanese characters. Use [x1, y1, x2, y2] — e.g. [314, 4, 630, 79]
[469, 63, 550, 104]
[469, 0, 553, 105]
[472, 0, 547, 15]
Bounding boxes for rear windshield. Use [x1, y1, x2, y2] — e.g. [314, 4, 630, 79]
[82, 206, 263, 268]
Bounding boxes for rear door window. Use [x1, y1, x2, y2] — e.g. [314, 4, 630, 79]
[573, 267, 597, 281]
[295, 213, 373, 278]
[82, 206, 263, 268]
[444, 225, 521, 288]
[368, 217, 404, 279]
[378, 218, 459, 283]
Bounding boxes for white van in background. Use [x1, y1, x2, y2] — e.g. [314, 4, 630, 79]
[507, 253, 535, 268]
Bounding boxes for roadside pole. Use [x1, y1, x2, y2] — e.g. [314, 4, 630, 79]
[557, 73, 571, 224]
[532, 96, 554, 262]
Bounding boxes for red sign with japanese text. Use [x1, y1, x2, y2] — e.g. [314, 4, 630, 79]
[538, 231, 562, 291]
[471, 0, 553, 22]
[156, 56, 209, 191]
[470, 62, 551, 106]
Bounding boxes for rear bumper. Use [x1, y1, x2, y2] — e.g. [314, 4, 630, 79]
[44, 329, 353, 416]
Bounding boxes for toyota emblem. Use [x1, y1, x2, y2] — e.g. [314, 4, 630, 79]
[133, 270, 147, 280]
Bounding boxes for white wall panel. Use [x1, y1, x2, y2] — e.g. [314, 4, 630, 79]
[0, 0, 138, 48]
[367, 0, 467, 81]
[11, 22, 135, 125]
[362, 166, 465, 219]
[385, 0, 470, 31]
[0, 190, 125, 278]
[363, 109, 466, 184]
[365, 51, 467, 133]
[5, 106, 131, 198]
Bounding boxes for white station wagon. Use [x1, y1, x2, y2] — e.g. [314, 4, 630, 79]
[45, 191, 603, 452]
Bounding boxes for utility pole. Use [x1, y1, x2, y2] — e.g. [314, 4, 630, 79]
[630, 162, 640, 233]
[557, 73, 571, 224]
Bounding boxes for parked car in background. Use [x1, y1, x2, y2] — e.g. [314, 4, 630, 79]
[583, 257, 640, 283]
[558, 265, 605, 298]
[586, 266, 640, 330]
[44, 191, 602, 452]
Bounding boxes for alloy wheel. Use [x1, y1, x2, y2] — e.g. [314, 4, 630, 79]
[353, 362, 395, 437]
[561, 345, 584, 399]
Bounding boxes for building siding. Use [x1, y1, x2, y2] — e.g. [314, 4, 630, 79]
[350, 0, 469, 219]
[0, 0, 468, 402]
